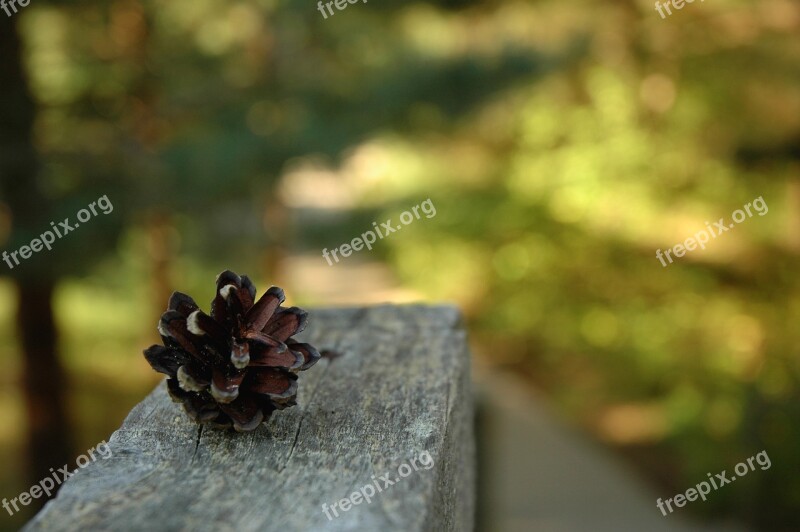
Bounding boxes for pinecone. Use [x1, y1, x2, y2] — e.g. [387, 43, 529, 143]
[143, 270, 321, 432]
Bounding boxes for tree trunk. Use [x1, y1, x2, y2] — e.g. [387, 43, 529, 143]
[0, 14, 73, 510]
[147, 212, 175, 320]
[17, 280, 72, 501]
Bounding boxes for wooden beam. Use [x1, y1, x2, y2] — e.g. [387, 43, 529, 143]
[25, 305, 475, 531]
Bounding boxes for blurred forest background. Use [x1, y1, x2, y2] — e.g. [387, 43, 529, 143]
[0, 0, 799, 529]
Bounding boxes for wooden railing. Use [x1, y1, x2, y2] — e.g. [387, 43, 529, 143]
[25, 305, 475, 532]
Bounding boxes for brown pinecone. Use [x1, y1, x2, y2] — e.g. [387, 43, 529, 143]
[143, 270, 321, 432]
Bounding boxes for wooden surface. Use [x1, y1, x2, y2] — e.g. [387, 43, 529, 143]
[25, 305, 475, 532]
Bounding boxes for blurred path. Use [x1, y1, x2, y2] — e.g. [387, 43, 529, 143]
[475, 368, 749, 532]
[283, 255, 423, 305]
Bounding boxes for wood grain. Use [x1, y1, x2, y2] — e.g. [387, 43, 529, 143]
[25, 305, 475, 532]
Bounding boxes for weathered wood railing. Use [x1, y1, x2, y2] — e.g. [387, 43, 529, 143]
[25, 305, 475, 532]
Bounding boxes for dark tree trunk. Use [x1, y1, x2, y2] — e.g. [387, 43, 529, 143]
[17, 281, 72, 498]
[0, 13, 73, 510]
[148, 212, 175, 319]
